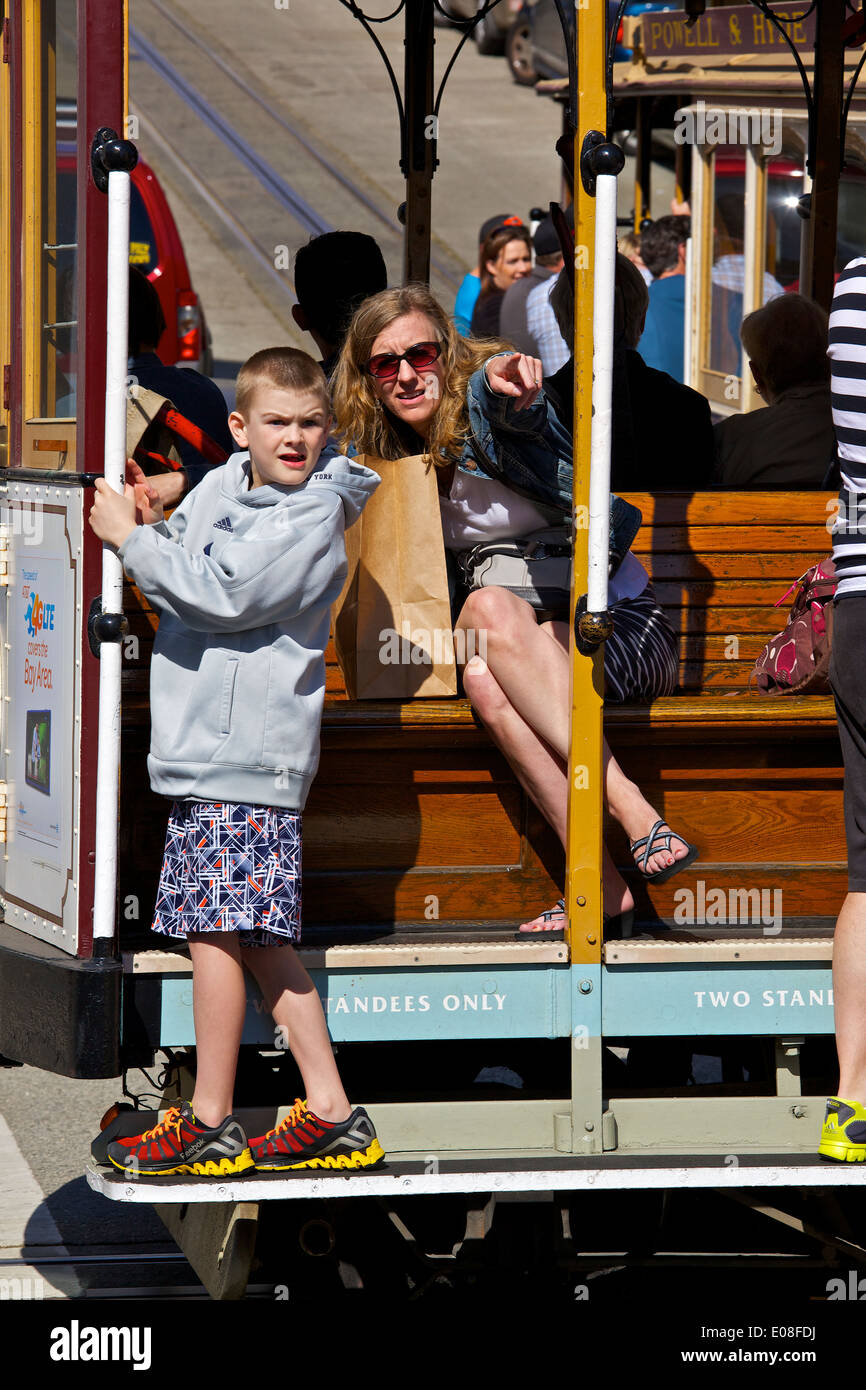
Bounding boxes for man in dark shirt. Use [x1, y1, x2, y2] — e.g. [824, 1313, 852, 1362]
[127, 269, 233, 508]
[713, 294, 834, 488]
[545, 256, 714, 490]
[292, 231, 388, 378]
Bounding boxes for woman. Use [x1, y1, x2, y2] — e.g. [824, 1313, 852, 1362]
[469, 226, 532, 339]
[331, 284, 695, 931]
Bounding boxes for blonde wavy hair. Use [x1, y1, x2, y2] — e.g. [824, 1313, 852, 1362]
[330, 283, 513, 467]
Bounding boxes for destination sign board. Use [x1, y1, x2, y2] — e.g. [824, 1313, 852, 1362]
[642, 3, 816, 59]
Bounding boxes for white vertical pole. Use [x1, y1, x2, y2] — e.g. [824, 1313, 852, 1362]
[92, 168, 130, 943]
[587, 172, 617, 617]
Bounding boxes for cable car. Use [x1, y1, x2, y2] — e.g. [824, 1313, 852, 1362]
[3, 0, 866, 1303]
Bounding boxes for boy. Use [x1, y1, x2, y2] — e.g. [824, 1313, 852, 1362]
[89, 347, 382, 1176]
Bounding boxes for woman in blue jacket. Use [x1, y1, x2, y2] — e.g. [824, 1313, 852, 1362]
[331, 285, 694, 932]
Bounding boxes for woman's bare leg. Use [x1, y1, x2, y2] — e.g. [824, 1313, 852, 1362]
[831, 893, 866, 1103]
[187, 935, 247, 1128]
[461, 655, 633, 926]
[544, 618, 689, 873]
[458, 594, 691, 877]
[240, 943, 351, 1122]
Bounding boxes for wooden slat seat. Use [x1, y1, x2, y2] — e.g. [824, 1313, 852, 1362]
[606, 492, 841, 927]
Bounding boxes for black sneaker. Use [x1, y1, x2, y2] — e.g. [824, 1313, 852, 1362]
[249, 1098, 385, 1171]
[107, 1100, 254, 1177]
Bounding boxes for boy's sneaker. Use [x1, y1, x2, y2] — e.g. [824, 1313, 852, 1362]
[249, 1098, 385, 1172]
[818, 1096, 866, 1162]
[106, 1100, 254, 1177]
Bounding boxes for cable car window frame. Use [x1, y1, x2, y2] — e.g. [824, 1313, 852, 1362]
[690, 109, 794, 416]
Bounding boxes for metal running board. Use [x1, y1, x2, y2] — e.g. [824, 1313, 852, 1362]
[86, 1153, 866, 1203]
[605, 937, 834, 965]
[124, 938, 569, 972]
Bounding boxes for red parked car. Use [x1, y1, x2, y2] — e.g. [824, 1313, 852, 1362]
[128, 159, 213, 375]
[58, 149, 212, 374]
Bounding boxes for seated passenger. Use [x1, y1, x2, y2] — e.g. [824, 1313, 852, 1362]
[331, 284, 698, 933]
[126, 268, 234, 508]
[713, 294, 835, 489]
[470, 225, 533, 339]
[292, 230, 388, 379]
[454, 213, 527, 337]
[543, 256, 714, 491]
[500, 215, 565, 360]
[618, 230, 653, 287]
[637, 215, 690, 383]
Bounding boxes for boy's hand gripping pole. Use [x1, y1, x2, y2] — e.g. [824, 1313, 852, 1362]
[91, 130, 138, 948]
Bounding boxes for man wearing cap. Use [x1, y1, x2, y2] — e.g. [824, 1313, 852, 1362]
[454, 212, 526, 336]
[499, 215, 565, 358]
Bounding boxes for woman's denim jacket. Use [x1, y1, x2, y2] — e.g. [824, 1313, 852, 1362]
[464, 363, 642, 574]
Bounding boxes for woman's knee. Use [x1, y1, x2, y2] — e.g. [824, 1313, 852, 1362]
[539, 619, 569, 652]
[457, 586, 532, 650]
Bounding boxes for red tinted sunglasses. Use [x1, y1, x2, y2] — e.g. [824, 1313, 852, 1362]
[364, 340, 442, 381]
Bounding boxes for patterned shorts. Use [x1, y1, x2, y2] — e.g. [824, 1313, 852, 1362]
[152, 800, 302, 948]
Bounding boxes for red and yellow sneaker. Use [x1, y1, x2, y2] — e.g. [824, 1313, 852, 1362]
[249, 1098, 385, 1172]
[107, 1100, 254, 1177]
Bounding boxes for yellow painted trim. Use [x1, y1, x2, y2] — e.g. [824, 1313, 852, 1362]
[567, 1, 606, 968]
[21, 2, 43, 424]
[0, 10, 10, 466]
[687, 141, 707, 391]
[741, 145, 766, 415]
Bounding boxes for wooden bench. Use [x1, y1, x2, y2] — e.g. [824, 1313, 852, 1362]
[607, 492, 842, 930]
[117, 491, 843, 943]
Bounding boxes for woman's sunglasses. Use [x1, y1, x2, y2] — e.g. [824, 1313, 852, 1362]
[364, 341, 442, 381]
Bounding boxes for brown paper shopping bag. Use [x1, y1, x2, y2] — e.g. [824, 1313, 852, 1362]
[333, 454, 458, 699]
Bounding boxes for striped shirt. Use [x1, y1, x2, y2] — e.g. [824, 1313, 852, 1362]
[830, 258, 866, 598]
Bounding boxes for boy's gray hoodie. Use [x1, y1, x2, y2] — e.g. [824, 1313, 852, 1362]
[117, 449, 379, 810]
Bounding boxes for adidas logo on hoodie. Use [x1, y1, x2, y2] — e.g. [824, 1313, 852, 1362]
[213, 517, 233, 532]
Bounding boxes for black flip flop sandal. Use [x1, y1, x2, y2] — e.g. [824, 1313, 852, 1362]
[516, 897, 566, 937]
[629, 820, 698, 884]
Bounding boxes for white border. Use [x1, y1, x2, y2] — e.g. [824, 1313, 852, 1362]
[86, 1158, 866, 1204]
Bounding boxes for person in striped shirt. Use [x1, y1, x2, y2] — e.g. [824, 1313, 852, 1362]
[820, 257, 866, 1161]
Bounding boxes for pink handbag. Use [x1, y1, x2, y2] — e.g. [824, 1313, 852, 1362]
[752, 558, 836, 695]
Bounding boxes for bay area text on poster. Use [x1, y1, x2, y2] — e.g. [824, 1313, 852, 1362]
[16, 558, 64, 852]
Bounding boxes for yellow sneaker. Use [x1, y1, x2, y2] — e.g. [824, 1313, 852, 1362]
[818, 1097, 866, 1162]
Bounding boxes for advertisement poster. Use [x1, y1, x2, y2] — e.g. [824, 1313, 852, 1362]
[14, 556, 65, 853]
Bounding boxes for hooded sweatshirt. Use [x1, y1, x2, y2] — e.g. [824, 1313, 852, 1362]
[117, 448, 380, 810]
